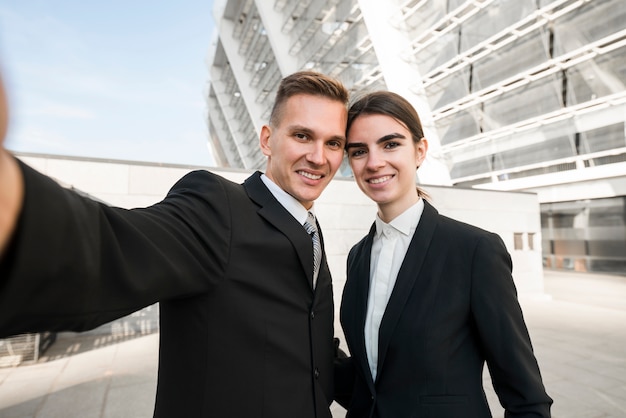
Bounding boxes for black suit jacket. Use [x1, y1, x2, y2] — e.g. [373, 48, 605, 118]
[0, 162, 336, 418]
[339, 201, 552, 418]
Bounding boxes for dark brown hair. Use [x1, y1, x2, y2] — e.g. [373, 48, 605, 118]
[269, 71, 349, 127]
[347, 91, 424, 143]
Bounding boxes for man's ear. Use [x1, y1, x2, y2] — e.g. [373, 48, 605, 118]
[260, 125, 272, 157]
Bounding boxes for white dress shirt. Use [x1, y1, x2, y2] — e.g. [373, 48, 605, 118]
[365, 199, 424, 381]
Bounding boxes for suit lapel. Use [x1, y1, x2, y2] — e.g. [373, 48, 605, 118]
[243, 172, 314, 288]
[313, 218, 332, 297]
[375, 201, 440, 379]
[347, 223, 377, 391]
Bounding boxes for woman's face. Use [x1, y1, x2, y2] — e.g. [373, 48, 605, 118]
[346, 113, 427, 222]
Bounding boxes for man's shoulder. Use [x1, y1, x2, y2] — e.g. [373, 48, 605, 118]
[173, 169, 250, 191]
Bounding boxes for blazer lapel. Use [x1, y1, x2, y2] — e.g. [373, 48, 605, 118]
[375, 201, 440, 379]
[243, 172, 314, 288]
[347, 223, 377, 391]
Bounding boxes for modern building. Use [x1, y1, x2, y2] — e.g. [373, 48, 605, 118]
[206, 0, 626, 275]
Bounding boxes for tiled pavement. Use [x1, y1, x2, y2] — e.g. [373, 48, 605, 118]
[1, 270, 625, 418]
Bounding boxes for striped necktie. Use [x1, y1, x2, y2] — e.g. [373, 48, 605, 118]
[304, 211, 321, 289]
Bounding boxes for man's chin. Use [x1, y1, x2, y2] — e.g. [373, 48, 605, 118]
[295, 191, 324, 208]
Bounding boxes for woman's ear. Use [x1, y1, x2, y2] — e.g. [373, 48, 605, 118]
[415, 138, 428, 167]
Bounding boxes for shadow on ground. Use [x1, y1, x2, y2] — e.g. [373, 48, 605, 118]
[38, 304, 160, 363]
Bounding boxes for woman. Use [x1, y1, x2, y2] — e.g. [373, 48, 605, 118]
[338, 91, 552, 417]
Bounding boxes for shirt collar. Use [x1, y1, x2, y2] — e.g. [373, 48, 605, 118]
[375, 198, 424, 238]
[261, 173, 312, 225]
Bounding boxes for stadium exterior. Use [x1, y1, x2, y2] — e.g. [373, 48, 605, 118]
[206, 0, 626, 275]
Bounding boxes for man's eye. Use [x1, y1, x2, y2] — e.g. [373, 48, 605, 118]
[295, 133, 309, 140]
[328, 140, 343, 149]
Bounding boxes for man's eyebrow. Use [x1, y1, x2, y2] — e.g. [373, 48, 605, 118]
[286, 124, 314, 135]
[345, 133, 406, 150]
[286, 125, 345, 142]
[330, 134, 347, 143]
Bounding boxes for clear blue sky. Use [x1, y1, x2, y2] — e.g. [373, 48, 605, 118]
[0, 0, 216, 166]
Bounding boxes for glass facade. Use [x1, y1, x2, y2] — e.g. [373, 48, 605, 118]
[542, 197, 626, 274]
[208, 0, 626, 275]
[423, 0, 626, 185]
[399, 0, 626, 275]
[208, 0, 384, 171]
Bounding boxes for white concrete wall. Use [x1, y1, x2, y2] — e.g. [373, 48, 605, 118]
[16, 153, 546, 301]
[424, 186, 545, 295]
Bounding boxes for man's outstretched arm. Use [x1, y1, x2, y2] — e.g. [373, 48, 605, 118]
[0, 150, 23, 256]
[0, 77, 24, 257]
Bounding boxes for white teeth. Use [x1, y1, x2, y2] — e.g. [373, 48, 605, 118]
[369, 176, 391, 184]
[299, 171, 322, 180]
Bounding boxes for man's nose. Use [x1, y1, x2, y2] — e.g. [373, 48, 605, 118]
[307, 141, 325, 165]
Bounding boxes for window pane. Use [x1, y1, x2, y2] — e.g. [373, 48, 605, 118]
[553, 0, 626, 56]
[566, 46, 626, 106]
[482, 74, 563, 129]
[436, 109, 481, 146]
[514, 233, 524, 250]
[426, 68, 471, 110]
[472, 29, 550, 91]
[460, 0, 537, 53]
[449, 155, 492, 178]
[494, 130, 575, 170]
[580, 122, 626, 154]
[415, 31, 460, 75]
[528, 232, 535, 250]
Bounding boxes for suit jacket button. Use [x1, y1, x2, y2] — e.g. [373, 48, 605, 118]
[314, 368, 320, 379]
[310, 310, 315, 319]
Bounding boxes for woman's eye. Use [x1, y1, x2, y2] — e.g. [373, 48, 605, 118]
[349, 149, 365, 158]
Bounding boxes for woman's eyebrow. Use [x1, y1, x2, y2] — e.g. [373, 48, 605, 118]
[346, 133, 406, 150]
[377, 133, 405, 144]
[345, 142, 365, 150]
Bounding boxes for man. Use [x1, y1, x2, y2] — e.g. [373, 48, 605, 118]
[0, 71, 348, 417]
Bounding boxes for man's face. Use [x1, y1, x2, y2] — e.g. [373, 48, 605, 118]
[261, 94, 347, 209]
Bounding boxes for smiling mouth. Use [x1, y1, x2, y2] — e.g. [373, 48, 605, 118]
[298, 170, 323, 180]
[368, 175, 392, 184]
